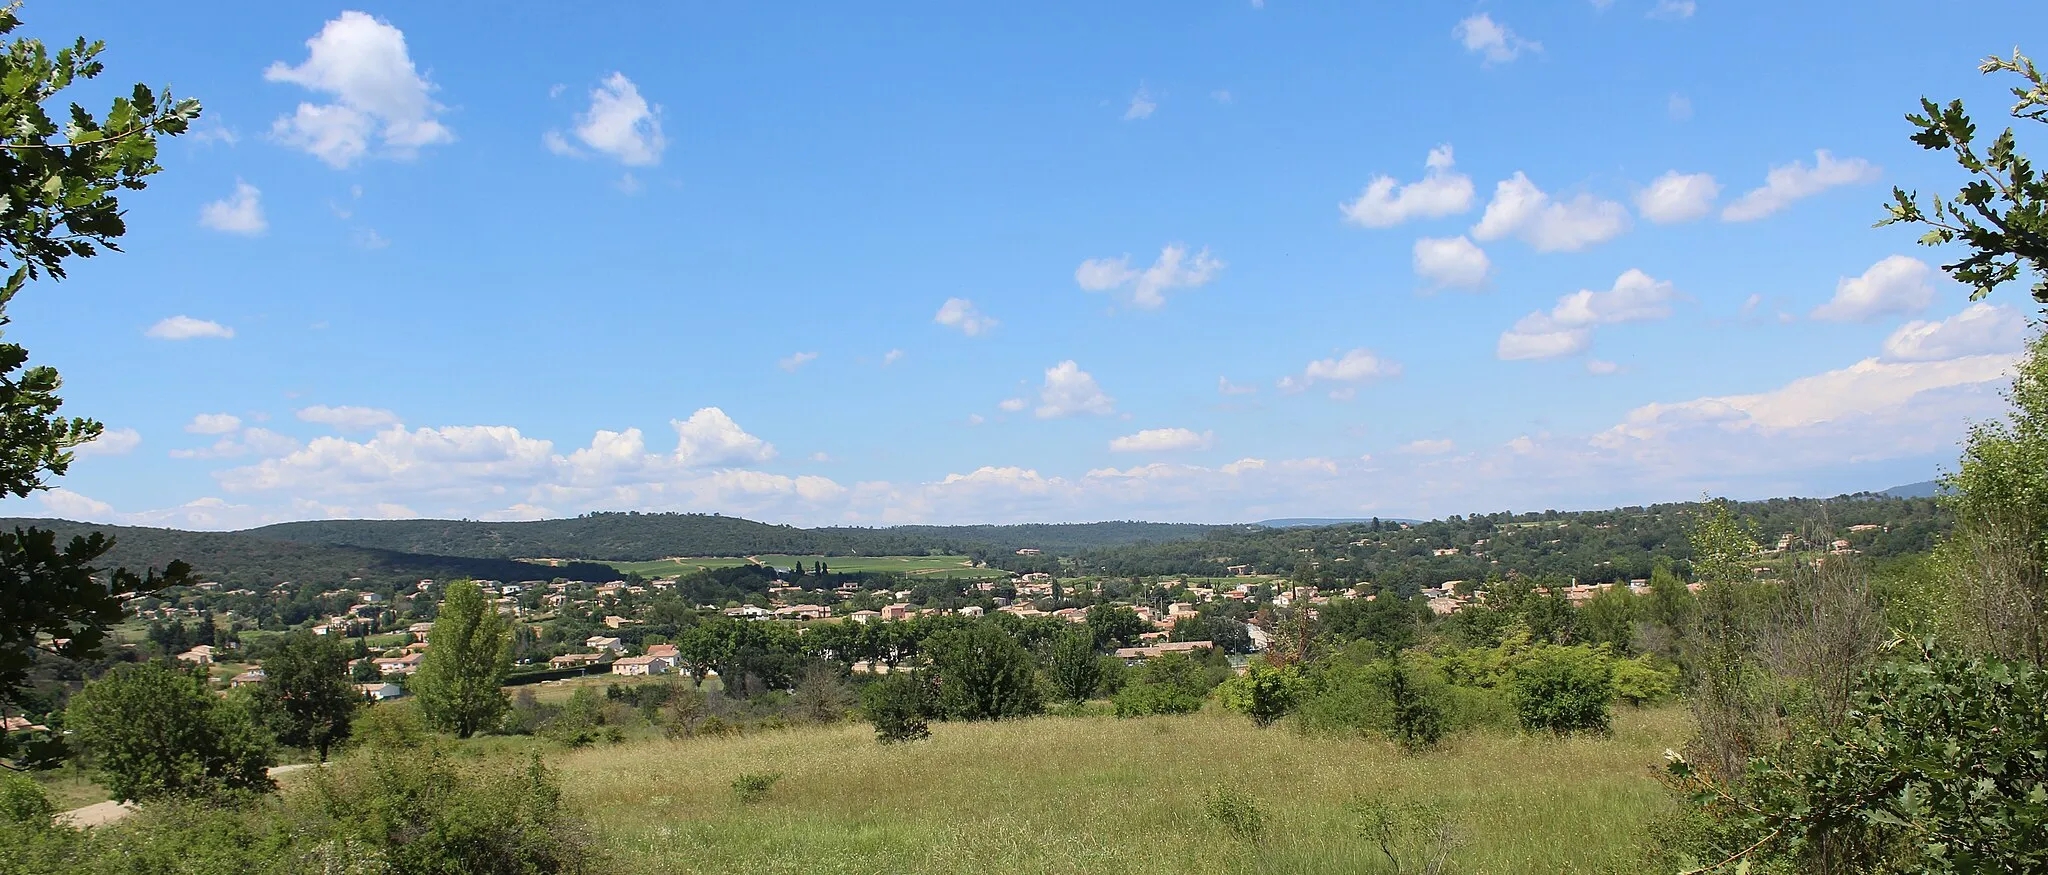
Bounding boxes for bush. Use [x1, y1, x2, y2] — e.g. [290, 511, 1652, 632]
[1294, 652, 1463, 748]
[0, 772, 52, 826]
[1217, 658, 1301, 727]
[66, 661, 277, 802]
[1512, 646, 1615, 735]
[862, 671, 932, 743]
[1111, 651, 1223, 718]
[1201, 785, 1266, 844]
[923, 624, 1043, 721]
[1609, 656, 1678, 706]
[730, 771, 782, 804]
[298, 749, 591, 875]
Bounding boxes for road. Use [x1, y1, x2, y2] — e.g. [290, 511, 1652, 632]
[55, 762, 317, 828]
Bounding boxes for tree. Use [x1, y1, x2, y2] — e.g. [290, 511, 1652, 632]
[922, 623, 1041, 720]
[1511, 646, 1614, 735]
[0, 7, 200, 760]
[256, 632, 358, 761]
[1878, 50, 2048, 303]
[1218, 658, 1300, 727]
[1085, 604, 1148, 650]
[861, 670, 931, 743]
[65, 661, 273, 802]
[1047, 627, 1102, 702]
[410, 580, 511, 738]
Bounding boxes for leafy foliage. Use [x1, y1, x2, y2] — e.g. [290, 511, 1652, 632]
[861, 670, 932, 743]
[730, 771, 782, 804]
[410, 580, 511, 738]
[1200, 785, 1266, 844]
[65, 661, 275, 802]
[1217, 658, 1300, 727]
[1047, 626, 1104, 702]
[923, 623, 1042, 721]
[1511, 646, 1615, 736]
[254, 632, 358, 761]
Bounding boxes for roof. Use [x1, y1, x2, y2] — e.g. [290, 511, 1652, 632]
[613, 655, 660, 666]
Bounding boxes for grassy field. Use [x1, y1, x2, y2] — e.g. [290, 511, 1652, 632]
[605, 555, 1010, 580]
[553, 705, 1690, 874]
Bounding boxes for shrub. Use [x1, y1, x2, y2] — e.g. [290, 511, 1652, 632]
[298, 749, 591, 875]
[1201, 785, 1265, 844]
[1512, 646, 1615, 735]
[862, 671, 932, 743]
[1111, 651, 1221, 717]
[923, 624, 1043, 721]
[730, 771, 783, 804]
[1294, 652, 1461, 748]
[1349, 795, 1457, 875]
[66, 661, 277, 802]
[1217, 658, 1301, 727]
[0, 772, 52, 826]
[1609, 656, 1679, 706]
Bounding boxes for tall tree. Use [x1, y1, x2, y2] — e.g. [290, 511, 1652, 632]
[1046, 626, 1102, 703]
[410, 580, 511, 738]
[255, 632, 358, 761]
[923, 623, 1041, 720]
[66, 662, 273, 802]
[0, 9, 198, 764]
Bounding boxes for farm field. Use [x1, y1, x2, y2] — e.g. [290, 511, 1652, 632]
[605, 555, 1010, 580]
[552, 704, 1690, 874]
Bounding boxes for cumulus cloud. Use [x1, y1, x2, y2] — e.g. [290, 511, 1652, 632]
[1882, 302, 2029, 362]
[1036, 361, 1116, 418]
[1399, 438, 1456, 455]
[146, 316, 234, 340]
[1722, 150, 1880, 222]
[1218, 377, 1257, 396]
[1341, 145, 1475, 228]
[187, 413, 243, 435]
[1124, 84, 1156, 120]
[1810, 255, 1935, 322]
[1076, 244, 1224, 309]
[1635, 171, 1719, 223]
[1471, 172, 1632, 252]
[1649, 0, 1696, 19]
[1586, 359, 1623, 375]
[671, 408, 776, 466]
[264, 11, 453, 167]
[1412, 235, 1490, 289]
[779, 351, 819, 372]
[1278, 348, 1402, 393]
[74, 427, 141, 458]
[547, 73, 666, 166]
[882, 349, 904, 366]
[1109, 428, 1215, 453]
[934, 298, 998, 336]
[199, 181, 267, 234]
[297, 405, 401, 431]
[998, 398, 1028, 413]
[1498, 269, 1678, 360]
[1453, 13, 1539, 63]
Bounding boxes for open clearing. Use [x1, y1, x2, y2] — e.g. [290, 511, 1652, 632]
[554, 704, 1688, 874]
[604, 555, 1010, 580]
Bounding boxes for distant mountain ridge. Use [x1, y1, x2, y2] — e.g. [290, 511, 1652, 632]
[1254, 517, 1420, 528]
[1881, 480, 1946, 499]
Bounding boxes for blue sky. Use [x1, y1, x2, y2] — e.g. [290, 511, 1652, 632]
[8, 0, 2046, 529]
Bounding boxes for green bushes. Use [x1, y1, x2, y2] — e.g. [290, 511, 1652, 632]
[730, 771, 782, 804]
[65, 661, 277, 802]
[1293, 651, 1468, 749]
[1112, 651, 1226, 717]
[1511, 646, 1615, 735]
[1200, 785, 1266, 844]
[1216, 659, 1301, 727]
[862, 671, 933, 743]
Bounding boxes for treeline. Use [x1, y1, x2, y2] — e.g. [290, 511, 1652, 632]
[0, 519, 618, 588]
[1045, 495, 1948, 589]
[245, 513, 1223, 561]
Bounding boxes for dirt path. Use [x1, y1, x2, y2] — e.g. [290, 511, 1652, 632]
[56, 763, 318, 828]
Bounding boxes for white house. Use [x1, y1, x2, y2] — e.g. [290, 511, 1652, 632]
[610, 655, 670, 677]
[585, 636, 625, 653]
[357, 682, 404, 701]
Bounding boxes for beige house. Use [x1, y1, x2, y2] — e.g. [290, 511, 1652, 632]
[610, 655, 670, 677]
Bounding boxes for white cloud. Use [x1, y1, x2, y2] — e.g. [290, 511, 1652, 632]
[1075, 244, 1224, 309]
[1667, 93, 1693, 120]
[199, 181, 267, 234]
[1109, 428, 1215, 453]
[1124, 84, 1156, 120]
[171, 427, 302, 461]
[1412, 235, 1490, 289]
[1722, 150, 1881, 221]
[1280, 348, 1402, 392]
[1471, 172, 1632, 252]
[40, 488, 114, 520]
[1036, 361, 1115, 418]
[882, 349, 905, 366]
[998, 398, 1028, 413]
[1453, 13, 1538, 63]
[1586, 359, 1623, 375]
[671, 408, 775, 466]
[1341, 145, 1476, 228]
[1635, 171, 1719, 223]
[1218, 376, 1257, 396]
[146, 316, 234, 340]
[297, 405, 401, 432]
[1649, 0, 1696, 19]
[187, 413, 243, 435]
[779, 351, 819, 372]
[1499, 269, 1679, 360]
[934, 298, 998, 336]
[1882, 302, 2029, 362]
[264, 11, 452, 167]
[74, 428, 141, 458]
[549, 73, 666, 166]
[1810, 255, 1935, 322]
[1399, 438, 1455, 455]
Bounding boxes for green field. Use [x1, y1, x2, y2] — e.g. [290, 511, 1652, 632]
[605, 555, 1010, 580]
[555, 704, 1689, 873]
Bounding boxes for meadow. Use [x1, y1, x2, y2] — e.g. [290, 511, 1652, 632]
[552, 705, 1689, 874]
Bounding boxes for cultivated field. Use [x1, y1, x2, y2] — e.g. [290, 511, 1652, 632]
[602, 557, 760, 576]
[553, 705, 1689, 874]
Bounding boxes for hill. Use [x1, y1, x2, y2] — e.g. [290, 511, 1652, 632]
[249, 514, 1224, 561]
[1882, 479, 1946, 499]
[0, 518, 617, 588]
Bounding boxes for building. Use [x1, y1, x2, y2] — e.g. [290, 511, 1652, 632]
[1113, 641, 1215, 663]
[407, 622, 435, 642]
[229, 668, 267, 688]
[880, 603, 912, 621]
[849, 610, 881, 624]
[357, 682, 404, 702]
[373, 652, 425, 676]
[175, 645, 215, 666]
[550, 652, 604, 669]
[774, 604, 831, 621]
[585, 636, 626, 654]
[610, 655, 670, 677]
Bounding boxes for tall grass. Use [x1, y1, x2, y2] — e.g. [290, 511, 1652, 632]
[554, 705, 1689, 874]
